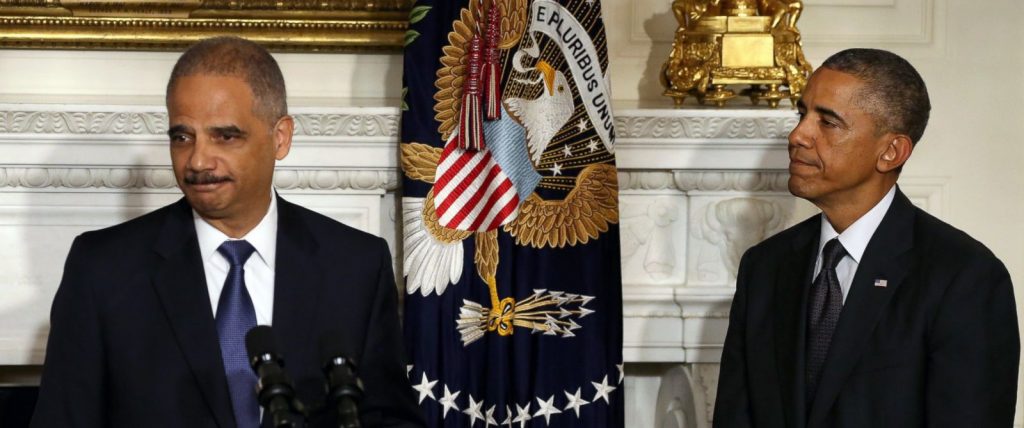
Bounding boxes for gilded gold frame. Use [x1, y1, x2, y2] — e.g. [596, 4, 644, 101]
[0, 1, 410, 52]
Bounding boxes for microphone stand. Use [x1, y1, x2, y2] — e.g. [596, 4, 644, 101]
[323, 356, 364, 428]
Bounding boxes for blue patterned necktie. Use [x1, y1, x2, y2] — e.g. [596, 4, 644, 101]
[215, 240, 260, 428]
[806, 238, 847, 403]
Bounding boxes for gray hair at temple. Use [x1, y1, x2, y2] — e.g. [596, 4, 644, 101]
[821, 48, 931, 145]
[166, 36, 288, 125]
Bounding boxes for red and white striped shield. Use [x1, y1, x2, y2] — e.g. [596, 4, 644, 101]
[431, 138, 520, 232]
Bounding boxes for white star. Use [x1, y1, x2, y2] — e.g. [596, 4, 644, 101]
[577, 118, 589, 132]
[502, 405, 514, 428]
[485, 404, 498, 426]
[551, 162, 562, 176]
[412, 372, 437, 404]
[534, 395, 562, 425]
[562, 144, 573, 157]
[513, 403, 532, 428]
[585, 0, 596, 5]
[406, 364, 413, 378]
[439, 385, 461, 418]
[463, 395, 485, 426]
[587, 139, 600, 152]
[617, 363, 625, 384]
[563, 388, 589, 417]
[592, 375, 617, 404]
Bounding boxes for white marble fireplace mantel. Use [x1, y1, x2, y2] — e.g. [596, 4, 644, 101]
[0, 103, 947, 427]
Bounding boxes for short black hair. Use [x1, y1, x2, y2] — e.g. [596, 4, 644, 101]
[821, 48, 930, 144]
[166, 36, 287, 124]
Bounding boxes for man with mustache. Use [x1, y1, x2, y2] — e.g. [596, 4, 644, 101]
[32, 37, 424, 427]
[713, 49, 1019, 427]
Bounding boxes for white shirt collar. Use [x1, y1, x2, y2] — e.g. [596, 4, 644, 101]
[818, 185, 897, 264]
[193, 193, 278, 270]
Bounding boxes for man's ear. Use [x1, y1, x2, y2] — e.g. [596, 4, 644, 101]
[877, 133, 913, 173]
[272, 115, 294, 160]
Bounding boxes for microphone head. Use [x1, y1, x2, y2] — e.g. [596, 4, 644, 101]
[245, 325, 278, 368]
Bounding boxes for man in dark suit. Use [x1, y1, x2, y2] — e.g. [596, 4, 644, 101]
[714, 48, 1019, 427]
[31, 37, 424, 427]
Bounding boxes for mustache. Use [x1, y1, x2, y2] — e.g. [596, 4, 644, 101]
[184, 172, 231, 185]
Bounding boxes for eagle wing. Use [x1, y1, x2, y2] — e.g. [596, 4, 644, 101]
[400, 142, 442, 183]
[503, 163, 620, 248]
[403, 194, 473, 296]
[433, 8, 477, 142]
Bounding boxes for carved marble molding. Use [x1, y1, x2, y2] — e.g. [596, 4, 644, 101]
[0, 168, 791, 194]
[0, 105, 793, 141]
[612, 108, 795, 170]
[0, 110, 168, 135]
[0, 107, 399, 138]
[619, 171, 790, 192]
[652, 365, 700, 428]
[0, 104, 797, 170]
[0, 167, 398, 191]
[692, 363, 721, 425]
[290, 110, 398, 138]
[614, 109, 798, 141]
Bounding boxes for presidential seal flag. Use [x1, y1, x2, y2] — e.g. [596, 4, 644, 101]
[400, 0, 623, 425]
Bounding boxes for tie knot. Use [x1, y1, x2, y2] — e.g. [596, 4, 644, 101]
[821, 238, 847, 271]
[218, 240, 256, 267]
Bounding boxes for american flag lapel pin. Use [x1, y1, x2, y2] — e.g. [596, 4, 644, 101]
[874, 278, 888, 288]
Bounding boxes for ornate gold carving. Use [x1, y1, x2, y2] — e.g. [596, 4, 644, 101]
[0, 0, 408, 51]
[714, 67, 786, 81]
[661, 0, 811, 108]
[503, 163, 620, 249]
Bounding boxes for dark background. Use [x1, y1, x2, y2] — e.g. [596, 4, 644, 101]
[0, 386, 37, 427]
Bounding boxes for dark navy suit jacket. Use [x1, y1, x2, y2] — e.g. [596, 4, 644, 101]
[32, 196, 425, 427]
[714, 188, 1019, 427]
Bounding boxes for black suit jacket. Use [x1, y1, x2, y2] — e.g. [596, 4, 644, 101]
[31, 196, 425, 427]
[714, 188, 1019, 427]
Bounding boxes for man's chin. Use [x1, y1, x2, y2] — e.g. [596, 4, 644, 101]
[788, 177, 817, 200]
[183, 193, 228, 218]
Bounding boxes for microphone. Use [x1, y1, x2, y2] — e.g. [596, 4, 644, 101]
[319, 331, 364, 428]
[246, 325, 304, 428]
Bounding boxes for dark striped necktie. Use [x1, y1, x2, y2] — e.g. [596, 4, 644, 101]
[806, 238, 847, 403]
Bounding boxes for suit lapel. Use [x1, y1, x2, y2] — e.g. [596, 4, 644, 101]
[807, 189, 917, 424]
[272, 196, 324, 365]
[150, 199, 235, 428]
[774, 217, 819, 428]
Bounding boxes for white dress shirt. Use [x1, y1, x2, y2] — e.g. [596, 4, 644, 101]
[194, 195, 277, 326]
[814, 185, 896, 304]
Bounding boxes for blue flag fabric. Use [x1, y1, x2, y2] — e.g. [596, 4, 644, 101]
[400, 0, 623, 425]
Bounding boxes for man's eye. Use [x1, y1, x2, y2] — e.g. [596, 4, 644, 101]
[821, 119, 838, 128]
[170, 134, 191, 144]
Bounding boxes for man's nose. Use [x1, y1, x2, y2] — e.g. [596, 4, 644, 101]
[788, 119, 813, 149]
[188, 137, 215, 171]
